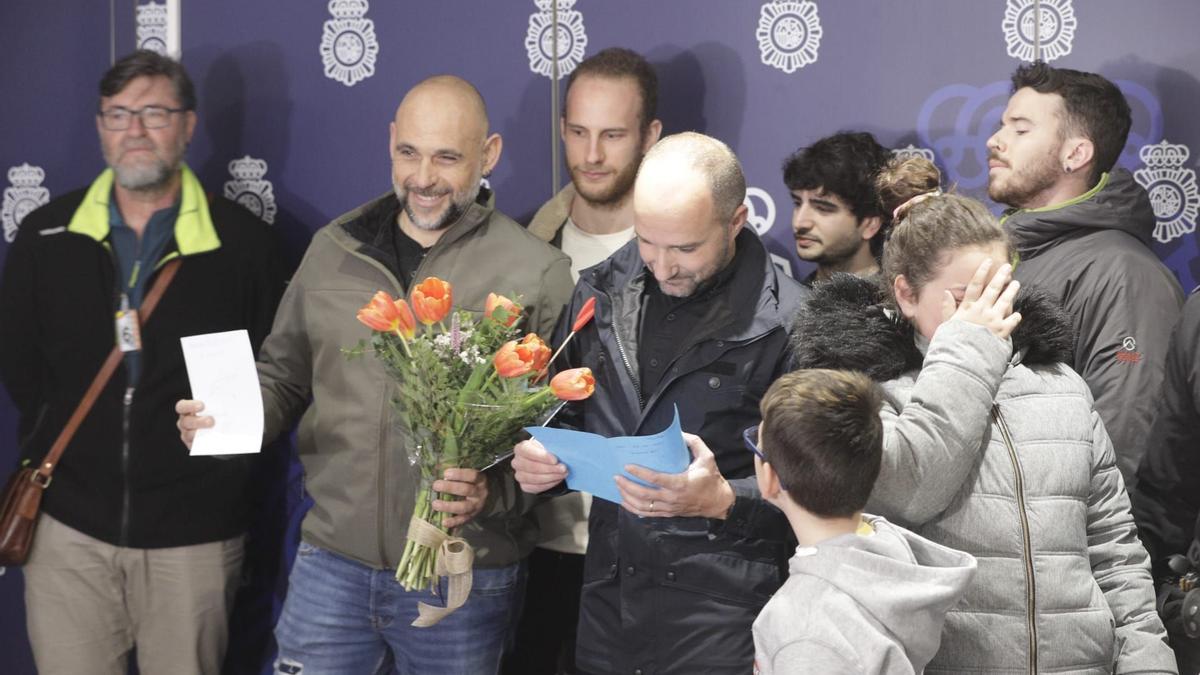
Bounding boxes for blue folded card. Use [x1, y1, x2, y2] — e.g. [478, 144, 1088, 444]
[525, 407, 690, 504]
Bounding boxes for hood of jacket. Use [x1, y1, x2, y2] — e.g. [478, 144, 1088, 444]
[527, 182, 576, 242]
[790, 273, 1074, 380]
[1003, 169, 1157, 257]
[793, 517, 977, 669]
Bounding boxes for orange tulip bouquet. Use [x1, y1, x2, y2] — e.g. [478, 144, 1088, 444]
[347, 277, 596, 614]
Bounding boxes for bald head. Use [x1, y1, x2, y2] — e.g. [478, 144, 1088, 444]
[636, 132, 746, 223]
[395, 75, 490, 143]
[389, 75, 502, 240]
[632, 132, 748, 298]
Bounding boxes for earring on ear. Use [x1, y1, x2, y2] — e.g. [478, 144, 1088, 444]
[1063, 165, 1072, 174]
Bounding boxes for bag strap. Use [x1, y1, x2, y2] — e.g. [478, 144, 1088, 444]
[31, 259, 182, 486]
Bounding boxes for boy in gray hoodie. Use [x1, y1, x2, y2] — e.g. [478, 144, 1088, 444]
[750, 369, 976, 674]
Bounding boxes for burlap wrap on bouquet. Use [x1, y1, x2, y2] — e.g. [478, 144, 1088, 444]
[406, 515, 475, 627]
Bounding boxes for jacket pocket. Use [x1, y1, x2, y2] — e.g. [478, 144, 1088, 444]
[660, 549, 782, 608]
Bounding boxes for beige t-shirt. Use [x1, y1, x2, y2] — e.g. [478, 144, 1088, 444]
[560, 217, 635, 282]
[535, 217, 635, 553]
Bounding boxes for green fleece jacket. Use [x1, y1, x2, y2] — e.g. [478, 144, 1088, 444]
[257, 190, 572, 569]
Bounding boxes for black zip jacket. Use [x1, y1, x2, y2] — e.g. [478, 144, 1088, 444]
[0, 179, 285, 548]
[1133, 289, 1200, 580]
[553, 229, 809, 675]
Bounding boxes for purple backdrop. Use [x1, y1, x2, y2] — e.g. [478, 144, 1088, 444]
[2, 2, 1198, 672]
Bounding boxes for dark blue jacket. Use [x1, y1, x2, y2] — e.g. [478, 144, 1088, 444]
[553, 228, 808, 675]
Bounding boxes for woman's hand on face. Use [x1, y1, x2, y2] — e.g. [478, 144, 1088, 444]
[942, 259, 1022, 340]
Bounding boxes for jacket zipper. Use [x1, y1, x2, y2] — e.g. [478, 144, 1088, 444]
[992, 404, 1037, 673]
[335, 235, 406, 567]
[120, 386, 135, 546]
[604, 290, 642, 408]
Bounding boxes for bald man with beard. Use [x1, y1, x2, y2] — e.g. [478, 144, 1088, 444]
[177, 75, 572, 674]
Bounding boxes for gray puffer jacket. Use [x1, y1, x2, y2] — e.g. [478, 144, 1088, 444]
[792, 275, 1175, 674]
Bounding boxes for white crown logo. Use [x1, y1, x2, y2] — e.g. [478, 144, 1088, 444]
[892, 144, 936, 163]
[1139, 140, 1190, 168]
[228, 156, 268, 181]
[138, 3, 168, 27]
[328, 0, 367, 19]
[535, 0, 575, 9]
[7, 164, 45, 188]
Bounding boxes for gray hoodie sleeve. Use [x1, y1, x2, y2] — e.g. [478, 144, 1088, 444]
[1084, 404, 1178, 675]
[763, 639, 865, 675]
[869, 320, 1010, 525]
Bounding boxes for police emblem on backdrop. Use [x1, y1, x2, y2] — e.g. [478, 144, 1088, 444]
[892, 144, 937, 163]
[2, 163, 51, 243]
[224, 156, 277, 225]
[136, 1, 168, 55]
[756, 0, 822, 74]
[525, 0, 587, 80]
[1002, 0, 1077, 63]
[743, 187, 776, 237]
[742, 186, 794, 278]
[1135, 140, 1199, 244]
[320, 0, 379, 87]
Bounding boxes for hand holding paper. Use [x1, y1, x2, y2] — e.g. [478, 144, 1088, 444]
[180, 329, 263, 456]
[615, 432, 736, 520]
[524, 407, 690, 506]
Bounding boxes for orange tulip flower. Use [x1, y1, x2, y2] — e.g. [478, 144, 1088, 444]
[550, 368, 595, 401]
[485, 293, 522, 327]
[494, 334, 551, 378]
[411, 277, 453, 326]
[357, 291, 417, 339]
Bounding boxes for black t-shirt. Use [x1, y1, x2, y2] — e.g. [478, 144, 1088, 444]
[637, 248, 742, 397]
[393, 221, 431, 285]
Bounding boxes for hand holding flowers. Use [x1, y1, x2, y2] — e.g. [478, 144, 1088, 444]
[346, 278, 596, 624]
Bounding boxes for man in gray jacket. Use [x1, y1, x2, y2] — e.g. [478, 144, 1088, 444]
[988, 62, 1183, 485]
[178, 76, 572, 674]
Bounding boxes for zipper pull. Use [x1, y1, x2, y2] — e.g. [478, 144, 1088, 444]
[124, 387, 134, 406]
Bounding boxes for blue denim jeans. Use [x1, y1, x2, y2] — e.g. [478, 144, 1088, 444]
[274, 541, 524, 675]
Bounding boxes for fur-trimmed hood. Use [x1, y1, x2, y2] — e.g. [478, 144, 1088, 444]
[791, 273, 1075, 381]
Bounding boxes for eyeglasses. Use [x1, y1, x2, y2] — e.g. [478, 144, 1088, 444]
[98, 106, 186, 131]
[742, 425, 765, 462]
[744, 424, 789, 491]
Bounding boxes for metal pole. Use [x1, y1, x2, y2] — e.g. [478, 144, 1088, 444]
[550, 0, 561, 195]
[1033, 0, 1042, 61]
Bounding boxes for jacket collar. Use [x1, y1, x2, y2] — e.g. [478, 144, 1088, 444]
[340, 187, 498, 251]
[67, 163, 221, 257]
[527, 183, 576, 243]
[1001, 169, 1157, 257]
[583, 228, 786, 346]
[791, 274, 1075, 381]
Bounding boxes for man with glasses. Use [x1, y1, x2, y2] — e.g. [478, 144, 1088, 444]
[0, 50, 284, 675]
[512, 133, 808, 675]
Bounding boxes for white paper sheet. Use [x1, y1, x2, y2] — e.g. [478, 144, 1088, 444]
[180, 329, 263, 456]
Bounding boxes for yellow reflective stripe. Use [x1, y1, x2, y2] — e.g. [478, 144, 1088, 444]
[174, 164, 221, 255]
[66, 169, 115, 242]
[64, 164, 221, 256]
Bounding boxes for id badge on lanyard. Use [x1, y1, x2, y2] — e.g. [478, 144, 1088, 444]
[115, 293, 142, 353]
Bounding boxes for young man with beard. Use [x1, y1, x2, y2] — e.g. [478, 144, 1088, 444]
[510, 47, 662, 675]
[528, 47, 663, 274]
[513, 133, 808, 675]
[0, 51, 285, 674]
[988, 62, 1183, 485]
[782, 131, 892, 285]
[177, 76, 572, 673]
